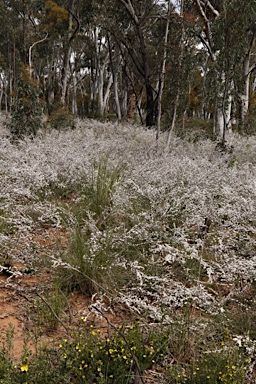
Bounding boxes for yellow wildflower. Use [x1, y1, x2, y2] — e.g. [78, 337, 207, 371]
[20, 364, 28, 372]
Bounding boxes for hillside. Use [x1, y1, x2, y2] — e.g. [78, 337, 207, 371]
[0, 119, 256, 383]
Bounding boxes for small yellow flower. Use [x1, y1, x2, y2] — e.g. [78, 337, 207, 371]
[20, 364, 28, 372]
[59, 344, 63, 348]
[91, 330, 96, 336]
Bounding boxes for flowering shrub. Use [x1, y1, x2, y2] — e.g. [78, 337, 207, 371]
[0, 117, 256, 382]
[58, 321, 168, 383]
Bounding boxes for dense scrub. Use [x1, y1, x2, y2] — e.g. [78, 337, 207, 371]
[0, 118, 256, 383]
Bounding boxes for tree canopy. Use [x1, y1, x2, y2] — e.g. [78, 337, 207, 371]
[0, 0, 256, 138]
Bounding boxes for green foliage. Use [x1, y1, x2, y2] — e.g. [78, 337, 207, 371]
[175, 117, 215, 141]
[0, 321, 169, 384]
[33, 285, 67, 331]
[44, 0, 69, 36]
[0, 318, 251, 384]
[57, 226, 128, 296]
[243, 110, 256, 135]
[47, 106, 76, 130]
[58, 321, 168, 384]
[167, 348, 247, 384]
[8, 67, 44, 140]
[76, 158, 123, 226]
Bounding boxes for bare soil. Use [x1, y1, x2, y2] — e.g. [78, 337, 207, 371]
[0, 226, 130, 360]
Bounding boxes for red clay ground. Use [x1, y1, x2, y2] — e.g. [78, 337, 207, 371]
[0, 226, 130, 360]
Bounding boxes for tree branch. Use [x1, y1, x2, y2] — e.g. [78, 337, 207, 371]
[198, 32, 216, 62]
[201, 0, 220, 18]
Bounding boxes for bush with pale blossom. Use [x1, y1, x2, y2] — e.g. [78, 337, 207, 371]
[0, 117, 256, 381]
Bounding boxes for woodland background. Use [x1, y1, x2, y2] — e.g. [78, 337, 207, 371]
[0, 1, 256, 384]
[1, 0, 256, 141]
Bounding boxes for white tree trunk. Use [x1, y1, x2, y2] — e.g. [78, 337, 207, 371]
[156, 0, 171, 142]
[103, 73, 113, 114]
[216, 74, 232, 140]
[240, 54, 252, 124]
[113, 43, 122, 120]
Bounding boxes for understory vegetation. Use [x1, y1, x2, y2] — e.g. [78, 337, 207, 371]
[0, 117, 256, 383]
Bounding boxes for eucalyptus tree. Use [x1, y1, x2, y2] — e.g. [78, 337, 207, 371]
[0, 1, 25, 111]
[190, 0, 256, 141]
[99, 0, 168, 126]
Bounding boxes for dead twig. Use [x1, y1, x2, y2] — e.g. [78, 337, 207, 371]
[36, 292, 70, 340]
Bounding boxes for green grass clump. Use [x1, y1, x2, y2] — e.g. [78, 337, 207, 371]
[56, 226, 130, 296]
[76, 157, 123, 228]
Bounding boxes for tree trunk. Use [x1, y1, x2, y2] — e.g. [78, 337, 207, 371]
[166, 93, 179, 148]
[61, 0, 78, 106]
[156, 0, 171, 141]
[108, 37, 122, 121]
[127, 86, 137, 121]
[118, 0, 154, 126]
[71, 63, 78, 115]
[103, 73, 113, 114]
[240, 33, 256, 126]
